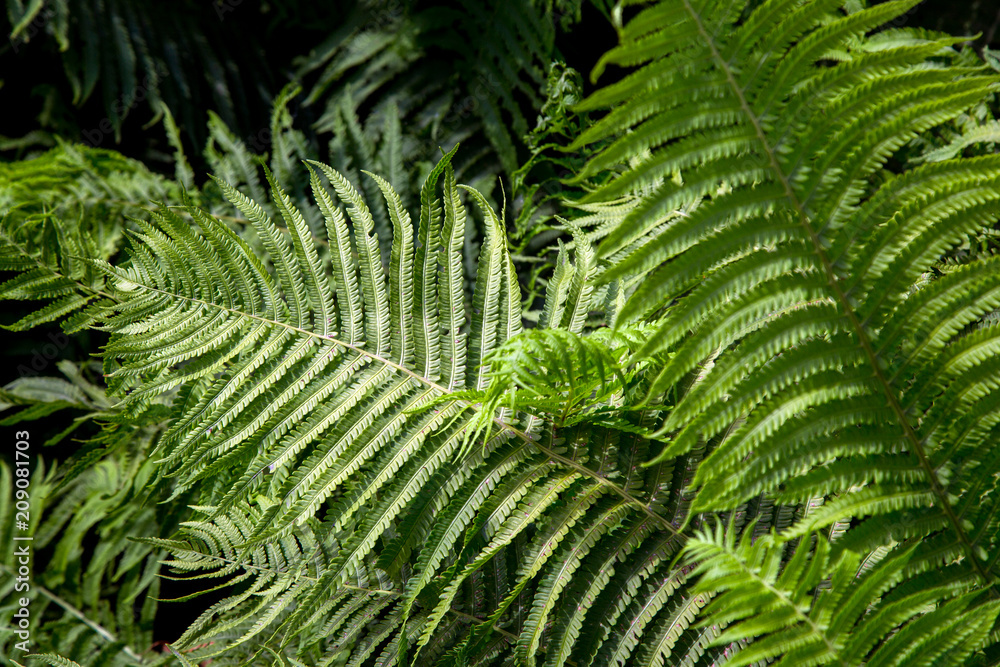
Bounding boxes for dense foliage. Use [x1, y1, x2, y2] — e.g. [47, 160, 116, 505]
[4, 1, 1000, 665]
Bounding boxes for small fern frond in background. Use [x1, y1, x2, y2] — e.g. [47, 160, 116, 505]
[0, 364, 183, 665]
[297, 0, 574, 207]
[1, 151, 748, 664]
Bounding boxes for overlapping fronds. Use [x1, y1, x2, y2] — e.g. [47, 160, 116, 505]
[135, 505, 352, 662]
[0, 360, 113, 448]
[0, 375, 182, 665]
[8, 2, 1000, 662]
[421, 326, 652, 455]
[569, 0, 1000, 658]
[0, 147, 780, 663]
[81, 149, 523, 536]
[0, 143, 181, 219]
[684, 522, 1000, 666]
[298, 0, 562, 202]
[0, 157, 130, 335]
[0, 143, 190, 326]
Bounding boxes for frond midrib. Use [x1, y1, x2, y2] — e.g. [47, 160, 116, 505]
[679, 0, 995, 589]
[111, 265, 681, 537]
[694, 535, 847, 665]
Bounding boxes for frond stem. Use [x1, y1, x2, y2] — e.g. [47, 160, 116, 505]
[707, 541, 843, 664]
[1, 232, 121, 305]
[109, 276, 683, 539]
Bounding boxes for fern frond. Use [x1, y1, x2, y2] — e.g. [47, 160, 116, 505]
[575, 0, 1000, 602]
[3, 144, 739, 663]
[0, 384, 178, 666]
[684, 522, 1000, 666]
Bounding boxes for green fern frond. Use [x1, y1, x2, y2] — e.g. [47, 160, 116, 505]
[573, 0, 1000, 605]
[17, 655, 84, 667]
[6, 147, 736, 663]
[299, 0, 564, 206]
[10, 3, 1000, 659]
[684, 522, 1000, 666]
[0, 385, 179, 665]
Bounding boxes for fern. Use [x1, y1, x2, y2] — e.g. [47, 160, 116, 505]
[7, 1, 1000, 664]
[59, 152, 543, 658]
[298, 0, 567, 206]
[1, 148, 743, 663]
[569, 0, 1000, 661]
[683, 522, 1000, 666]
[0, 363, 183, 665]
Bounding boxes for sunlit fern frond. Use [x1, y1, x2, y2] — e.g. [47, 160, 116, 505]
[569, 0, 1000, 652]
[0, 142, 908, 663]
[1, 147, 775, 664]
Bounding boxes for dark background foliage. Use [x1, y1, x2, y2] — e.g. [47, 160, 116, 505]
[2, 0, 999, 654]
[0, 1, 620, 170]
[2, 2, 992, 204]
